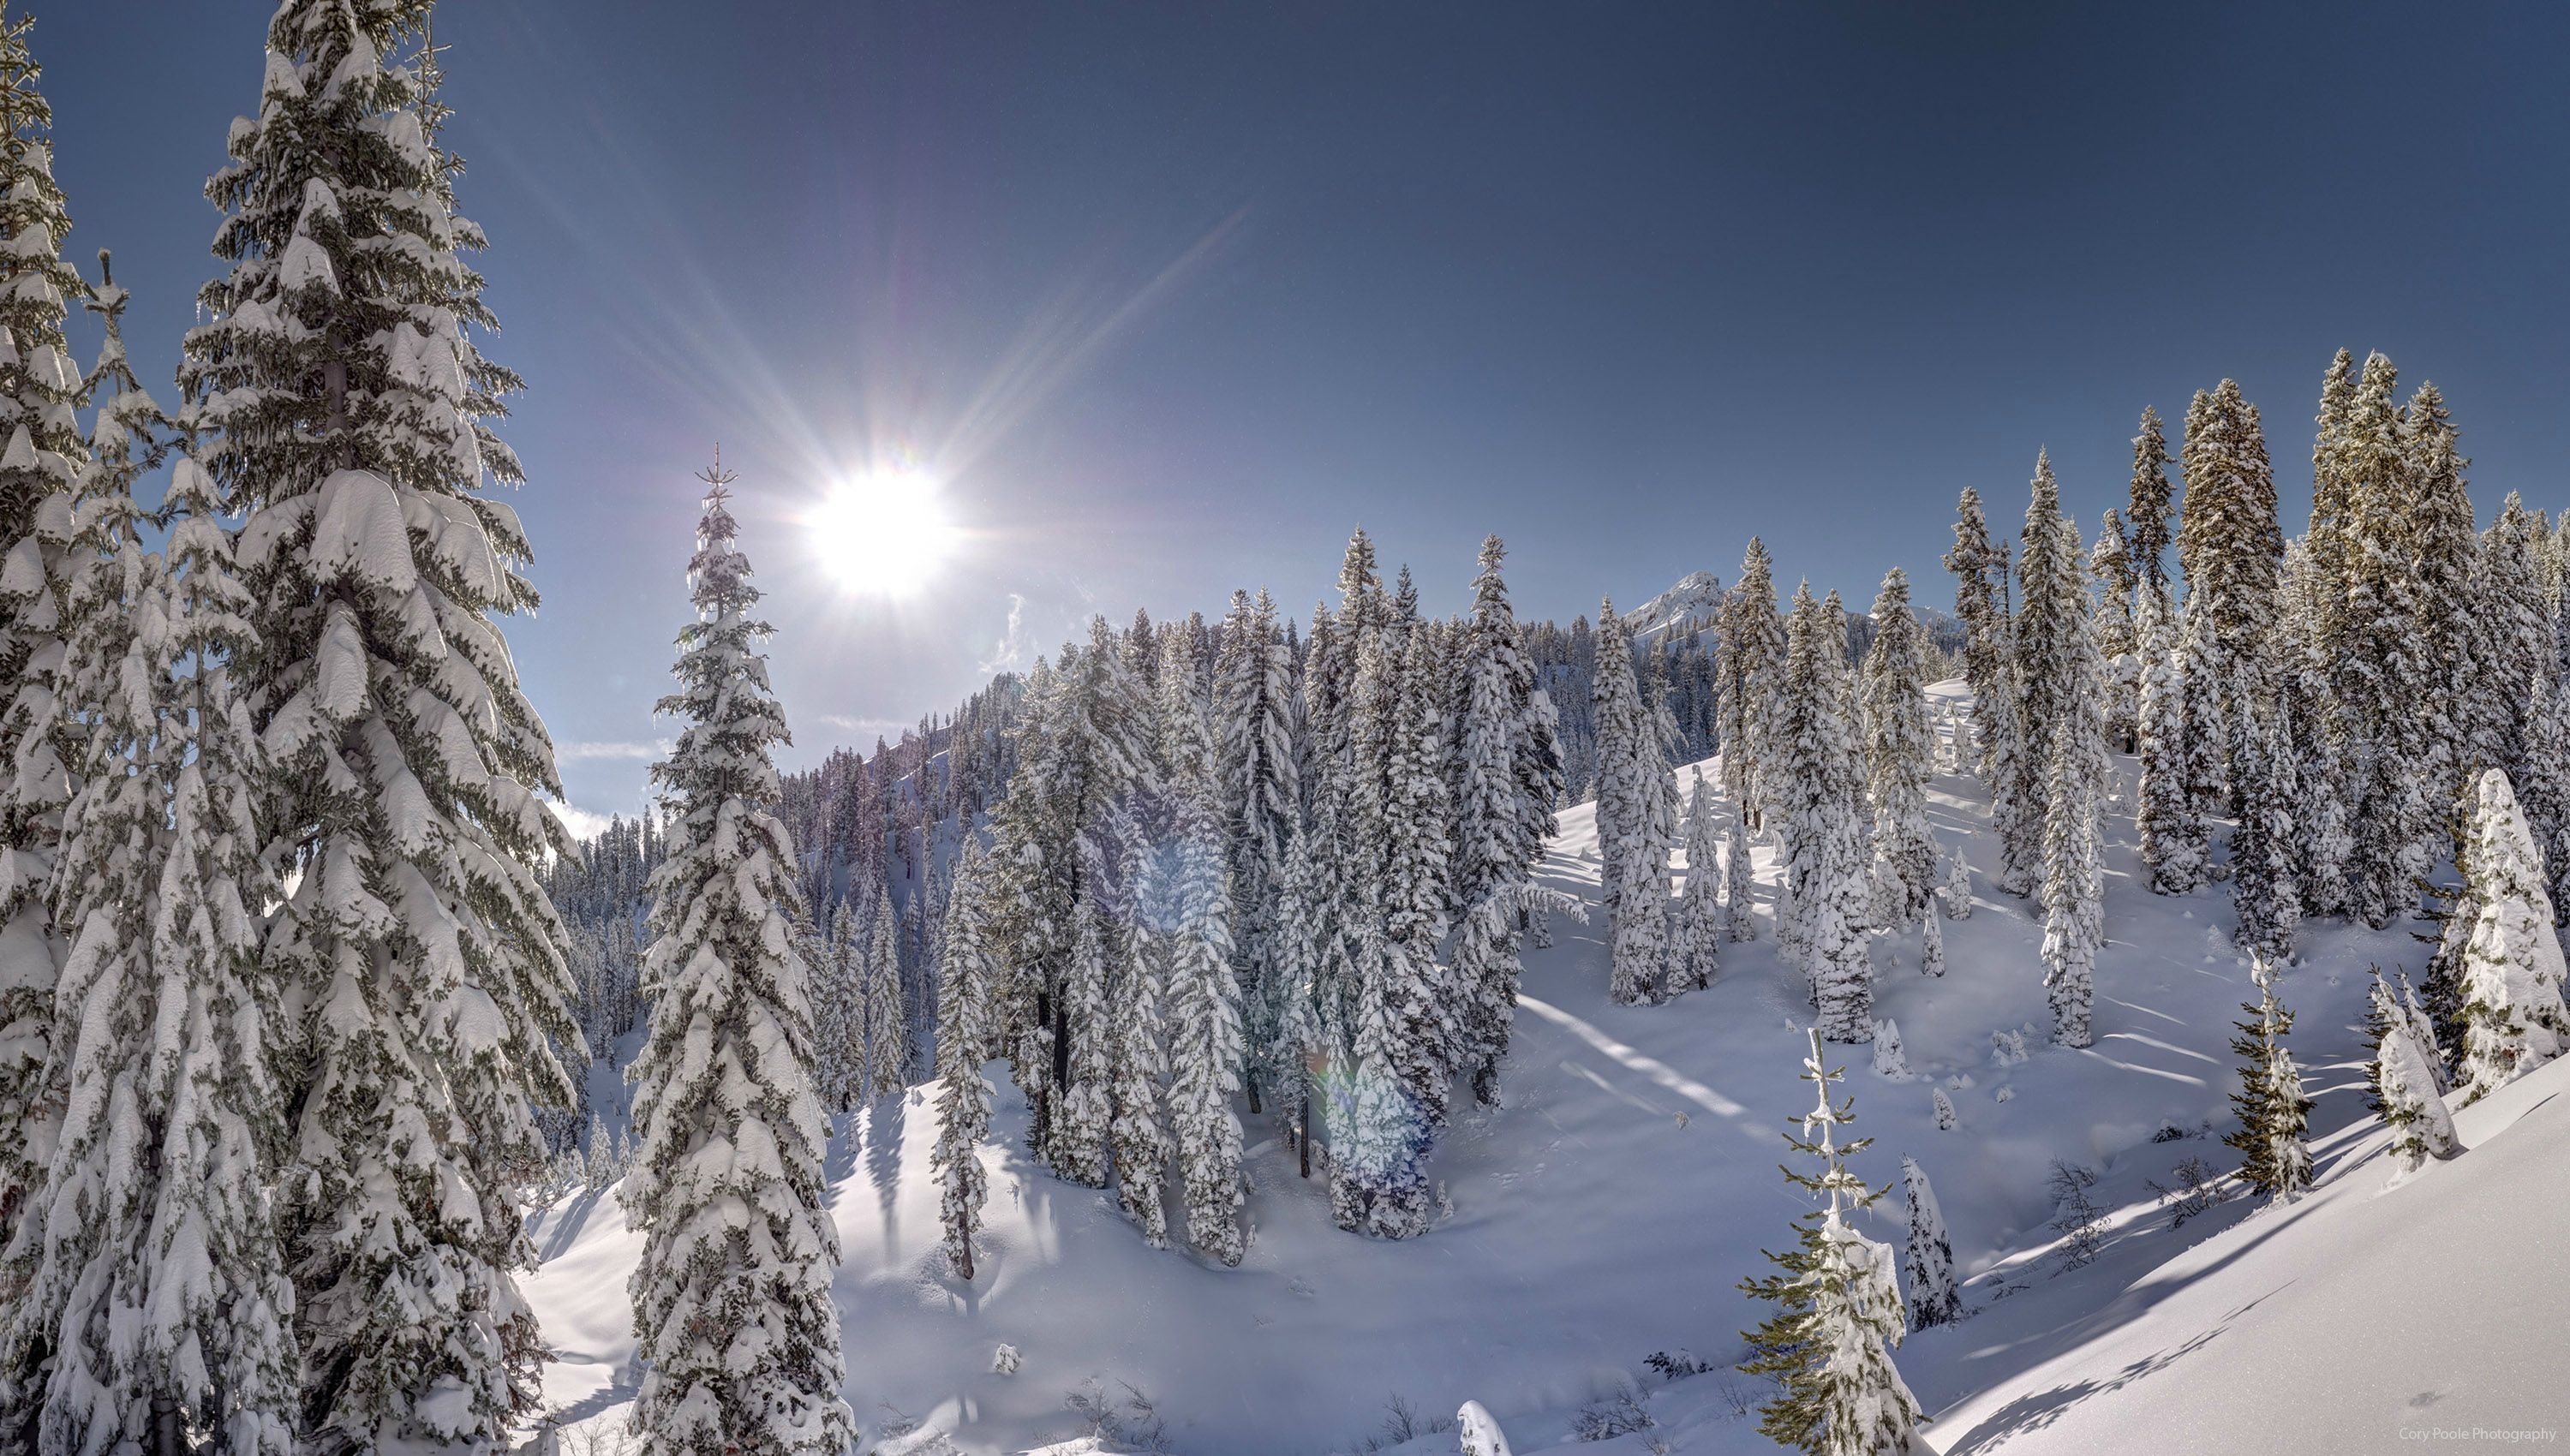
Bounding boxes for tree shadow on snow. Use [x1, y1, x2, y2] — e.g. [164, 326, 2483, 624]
[866, 1093, 908, 1246]
[534, 1184, 610, 1263]
[1938, 1285, 2288, 1453]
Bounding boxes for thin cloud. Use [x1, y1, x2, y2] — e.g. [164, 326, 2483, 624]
[557, 739, 672, 761]
[977, 593, 1030, 675]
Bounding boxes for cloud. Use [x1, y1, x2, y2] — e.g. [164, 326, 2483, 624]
[542, 795, 619, 841]
[557, 739, 671, 761]
[977, 593, 1030, 675]
[818, 714, 908, 741]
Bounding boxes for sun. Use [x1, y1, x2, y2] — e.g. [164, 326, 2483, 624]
[808, 465, 959, 596]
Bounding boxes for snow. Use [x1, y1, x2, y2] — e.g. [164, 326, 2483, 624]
[1625, 570, 1726, 646]
[525, 713, 2549, 1455]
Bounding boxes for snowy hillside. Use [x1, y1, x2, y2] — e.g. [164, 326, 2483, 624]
[522, 679, 2495, 1455]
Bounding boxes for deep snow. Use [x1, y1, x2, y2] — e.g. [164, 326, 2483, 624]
[523, 680, 2535, 1455]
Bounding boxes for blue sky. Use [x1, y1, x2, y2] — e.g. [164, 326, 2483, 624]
[34, 2, 2570, 826]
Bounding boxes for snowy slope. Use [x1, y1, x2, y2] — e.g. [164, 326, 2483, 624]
[523, 679, 2477, 1455]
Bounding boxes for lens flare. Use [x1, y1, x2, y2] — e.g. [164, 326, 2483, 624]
[809, 466, 958, 596]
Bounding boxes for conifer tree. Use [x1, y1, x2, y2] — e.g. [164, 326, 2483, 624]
[182, 9, 584, 1439]
[2476, 497, 2553, 790]
[2455, 769, 2570, 1102]
[815, 901, 861, 1113]
[0, 0, 87, 1251]
[2174, 381, 2286, 815]
[1860, 569, 1934, 924]
[1451, 536, 1557, 1105]
[2091, 512, 2139, 752]
[1738, 1031, 1924, 1456]
[2515, 655, 2570, 922]
[1944, 489, 2011, 786]
[624, 467, 850, 1454]
[931, 844, 995, 1280]
[2339, 355, 2436, 927]
[1380, 629, 1455, 1135]
[1939, 849, 1971, 920]
[1107, 829, 1173, 1247]
[1160, 634, 1248, 1264]
[1899, 1156, 1962, 1331]
[2224, 957, 2313, 1202]
[1593, 602, 1673, 1005]
[1671, 771, 1724, 994]
[2406, 381, 2479, 813]
[2015, 452, 2083, 824]
[2029, 468, 2107, 1048]
[1270, 818, 1329, 1179]
[1921, 908, 1944, 979]
[6, 275, 303, 1453]
[2133, 573, 2196, 899]
[1719, 539, 1787, 832]
[2306, 349, 2359, 669]
[2227, 670, 2302, 965]
[2126, 405, 2175, 606]
[1778, 588, 1874, 1041]
[1050, 893, 1115, 1190]
[864, 881, 908, 1101]
[2275, 539, 2352, 920]
[1722, 821, 1758, 941]
[1216, 588, 1295, 1115]
[2376, 1020, 2458, 1181]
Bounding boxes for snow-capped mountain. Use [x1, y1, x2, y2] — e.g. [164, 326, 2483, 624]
[1625, 570, 1725, 645]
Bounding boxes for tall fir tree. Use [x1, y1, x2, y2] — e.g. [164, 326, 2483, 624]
[2405, 381, 2479, 821]
[931, 844, 996, 1280]
[863, 881, 907, 1102]
[623, 467, 851, 1455]
[2036, 547, 2107, 1050]
[1450, 536, 1558, 1106]
[1719, 538, 1787, 832]
[1592, 601, 1673, 1005]
[1899, 1156, 1962, 1331]
[2224, 956, 2313, 1202]
[2339, 355, 2436, 928]
[815, 901, 861, 1113]
[1859, 568, 1933, 924]
[1216, 588, 1295, 1117]
[2454, 769, 2570, 1102]
[0, 0, 87, 1256]
[1778, 587, 1874, 1042]
[180, 8, 585, 1441]
[1738, 1031, 1924, 1456]
[1159, 634, 1249, 1263]
[2134, 582, 2205, 892]
[1671, 771, 1724, 994]
[1722, 820, 1758, 942]
[2227, 669, 2303, 965]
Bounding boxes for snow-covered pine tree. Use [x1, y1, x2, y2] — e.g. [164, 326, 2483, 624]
[1939, 848, 1971, 920]
[931, 842, 996, 1280]
[1050, 891, 1115, 1190]
[181, 9, 585, 1441]
[1380, 627, 1456, 1140]
[1921, 907, 1944, 978]
[1159, 632, 1249, 1264]
[1722, 820, 1757, 941]
[864, 880, 908, 1101]
[815, 899, 861, 1113]
[1671, 770, 1723, 994]
[2029, 466, 2107, 1049]
[624, 464, 850, 1454]
[2014, 452, 2083, 832]
[1718, 539, 1787, 832]
[2091, 512, 2139, 753]
[2127, 405, 2176, 616]
[2339, 355, 2436, 928]
[2174, 380, 2286, 820]
[6, 272, 301, 1453]
[2275, 538, 2352, 920]
[2405, 381, 2479, 820]
[2455, 768, 2570, 1102]
[2476, 496, 2554, 792]
[1738, 1030, 1924, 1455]
[1860, 568, 1934, 924]
[2376, 1018, 2458, 1181]
[1107, 810, 1174, 1247]
[1944, 488, 2011, 785]
[1778, 586, 1875, 1042]
[1899, 1156, 1962, 1331]
[2227, 668, 2302, 965]
[2224, 956, 2313, 1202]
[1592, 601, 1673, 1005]
[1269, 817, 1327, 1177]
[2516, 653, 2570, 922]
[2306, 349, 2359, 669]
[1451, 535, 1558, 1106]
[1216, 588, 1295, 1117]
[0, 0, 87, 1255]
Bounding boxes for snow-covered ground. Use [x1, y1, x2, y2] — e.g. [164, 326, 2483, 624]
[523, 680, 2541, 1455]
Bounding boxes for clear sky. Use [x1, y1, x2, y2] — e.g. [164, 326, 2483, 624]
[33, 2, 2570, 826]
